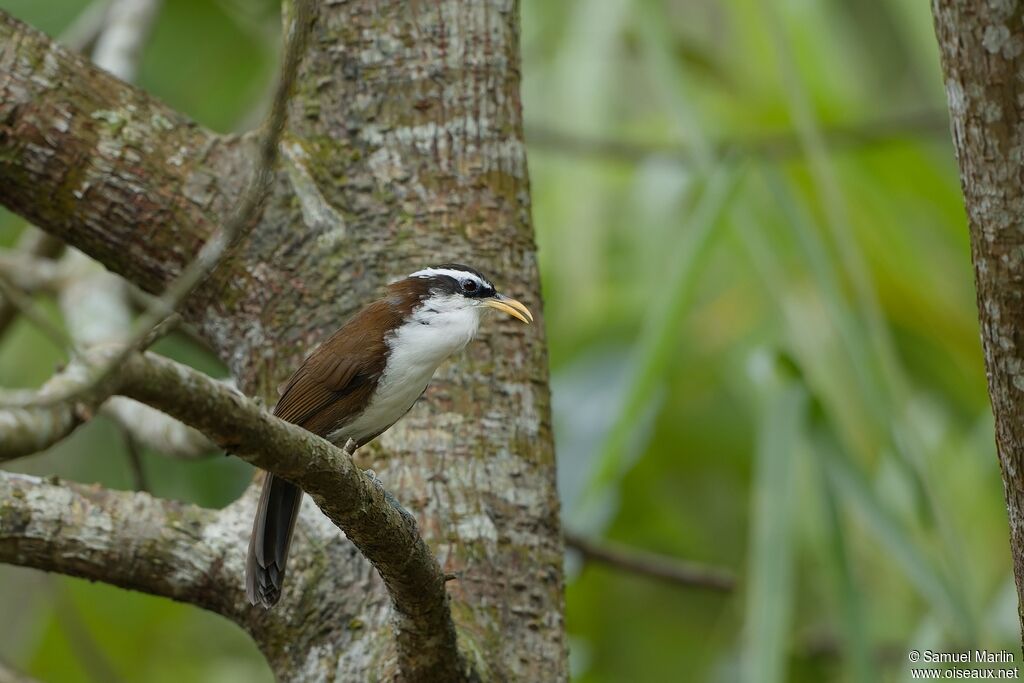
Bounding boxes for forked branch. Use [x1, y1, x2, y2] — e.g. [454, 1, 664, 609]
[0, 347, 472, 681]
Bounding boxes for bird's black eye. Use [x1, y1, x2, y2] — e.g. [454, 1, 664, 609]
[462, 279, 477, 293]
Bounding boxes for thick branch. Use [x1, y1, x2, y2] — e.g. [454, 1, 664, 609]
[38, 0, 215, 460]
[0, 10, 237, 297]
[0, 348, 469, 680]
[0, 471, 248, 617]
[117, 352, 469, 680]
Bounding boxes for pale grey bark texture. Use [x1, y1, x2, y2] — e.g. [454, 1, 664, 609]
[0, 1, 566, 680]
[0, 471, 252, 618]
[932, 1, 1024, 642]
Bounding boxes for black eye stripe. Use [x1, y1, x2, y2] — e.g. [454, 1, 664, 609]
[421, 272, 494, 298]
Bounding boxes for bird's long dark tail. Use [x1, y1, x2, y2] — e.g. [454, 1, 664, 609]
[246, 473, 303, 608]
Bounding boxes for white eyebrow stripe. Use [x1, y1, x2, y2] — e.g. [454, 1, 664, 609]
[408, 267, 491, 288]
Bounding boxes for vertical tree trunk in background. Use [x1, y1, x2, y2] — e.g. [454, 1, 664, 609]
[241, 1, 567, 677]
[0, 0, 567, 679]
[932, 1, 1024, 642]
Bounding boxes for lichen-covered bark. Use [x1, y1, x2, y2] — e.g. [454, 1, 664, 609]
[0, 12, 244, 296]
[932, 0, 1024, 641]
[0, 1, 565, 680]
[0, 472, 248, 617]
[0, 469, 344, 662]
[256, 2, 565, 678]
[119, 350, 468, 680]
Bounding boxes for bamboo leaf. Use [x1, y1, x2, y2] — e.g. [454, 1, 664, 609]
[742, 352, 806, 683]
[813, 433, 878, 683]
[575, 165, 742, 530]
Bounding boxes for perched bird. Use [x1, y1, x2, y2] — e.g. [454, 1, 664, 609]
[246, 264, 533, 608]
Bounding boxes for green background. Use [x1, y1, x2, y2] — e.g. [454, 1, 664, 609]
[0, 0, 1012, 681]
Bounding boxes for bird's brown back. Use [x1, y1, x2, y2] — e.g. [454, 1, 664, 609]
[272, 278, 431, 439]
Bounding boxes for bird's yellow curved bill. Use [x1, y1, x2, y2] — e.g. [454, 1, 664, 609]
[484, 296, 533, 324]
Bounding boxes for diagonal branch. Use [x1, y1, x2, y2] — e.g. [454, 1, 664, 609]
[118, 352, 471, 681]
[0, 347, 471, 681]
[4, 0, 316, 413]
[46, 0, 217, 461]
[0, 10, 233, 296]
[564, 531, 737, 592]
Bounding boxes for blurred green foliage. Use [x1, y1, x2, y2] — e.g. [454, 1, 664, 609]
[0, 0, 1013, 681]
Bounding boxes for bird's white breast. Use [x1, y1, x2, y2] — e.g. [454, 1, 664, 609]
[330, 299, 481, 445]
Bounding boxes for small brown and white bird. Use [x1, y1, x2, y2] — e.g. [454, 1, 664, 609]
[246, 264, 533, 608]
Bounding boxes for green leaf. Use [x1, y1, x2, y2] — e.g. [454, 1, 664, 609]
[819, 434, 977, 641]
[814, 435, 878, 683]
[574, 165, 742, 530]
[742, 353, 807, 683]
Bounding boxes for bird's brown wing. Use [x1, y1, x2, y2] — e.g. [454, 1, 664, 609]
[273, 299, 400, 437]
[247, 299, 404, 607]
[273, 352, 377, 435]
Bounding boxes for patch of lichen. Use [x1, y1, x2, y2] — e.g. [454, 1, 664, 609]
[51, 152, 93, 226]
[0, 489, 32, 536]
[450, 600, 496, 681]
[296, 134, 362, 189]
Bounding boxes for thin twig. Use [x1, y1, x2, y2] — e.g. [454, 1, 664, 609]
[526, 109, 950, 166]
[120, 426, 148, 492]
[124, 284, 217, 355]
[0, 274, 73, 354]
[0, 0, 316, 411]
[564, 530, 737, 592]
[0, 231, 65, 339]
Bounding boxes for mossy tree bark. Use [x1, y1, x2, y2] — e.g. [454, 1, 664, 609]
[933, 0, 1024, 645]
[0, 1, 566, 679]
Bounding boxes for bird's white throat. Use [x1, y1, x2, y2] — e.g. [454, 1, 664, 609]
[329, 297, 482, 445]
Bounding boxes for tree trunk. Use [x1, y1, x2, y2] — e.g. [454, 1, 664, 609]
[0, 0, 567, 679]
[932, 0, 1024, 643]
